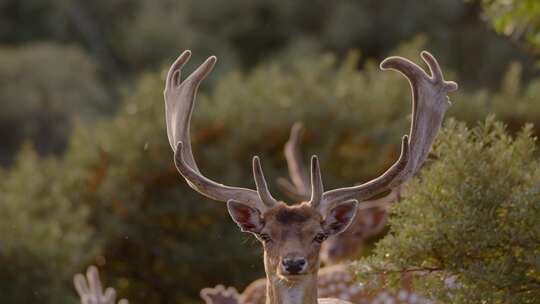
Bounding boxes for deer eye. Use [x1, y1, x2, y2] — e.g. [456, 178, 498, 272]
[313, 233, 327, 244]
[259, 233, 273, 243]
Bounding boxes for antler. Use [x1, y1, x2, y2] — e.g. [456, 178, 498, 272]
[165, 51, 457, 214]
[313, 51, 457, 212]
[74, 265, 129, 304]
[164, 51, 275, 212]
[277, 122, 310, 201]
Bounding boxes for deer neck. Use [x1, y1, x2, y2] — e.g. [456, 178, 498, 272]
[265, 274, 318, 304]
[264, 255, 319, 304]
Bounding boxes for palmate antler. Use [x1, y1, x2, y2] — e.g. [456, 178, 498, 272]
[316, 51, 458, 212]
[277, 52, 457, 205]
[164, 50, 457, 214]
[164, 51, 268, 211]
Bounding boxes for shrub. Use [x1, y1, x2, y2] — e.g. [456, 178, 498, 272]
[2, 40, 540, 302]
[0, 144, 96, 303]
[0, 43, 108, 165]
[356, 117, 540, 303]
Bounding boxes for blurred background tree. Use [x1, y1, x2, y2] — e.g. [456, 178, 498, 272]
[0, 43, 108, 165]
[0, 0, 536, 163]
[1, 0, 540, 303]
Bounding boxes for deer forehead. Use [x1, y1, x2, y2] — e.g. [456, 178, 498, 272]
[262, 203, 323, 234]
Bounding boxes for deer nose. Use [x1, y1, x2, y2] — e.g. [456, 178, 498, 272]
[281, 258, 307, 274]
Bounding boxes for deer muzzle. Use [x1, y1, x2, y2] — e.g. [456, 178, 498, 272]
[281, 257, 308, 275]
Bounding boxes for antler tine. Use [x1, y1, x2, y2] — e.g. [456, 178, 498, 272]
[253, 156, 277, 207]
[165, 52, 268, 211]
[420, 51, 458, 92]
[309, 155, 324, 209]
[277, 122, 311, 201]
[319, 51, 457, 211]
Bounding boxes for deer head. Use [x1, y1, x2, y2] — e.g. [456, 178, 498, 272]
[277, 123, 401, 265]
[164, 50, 457, 304]
[226, 167, 358, 279]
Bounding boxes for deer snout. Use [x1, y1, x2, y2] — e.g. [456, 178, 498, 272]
[281, 257, 307, 275]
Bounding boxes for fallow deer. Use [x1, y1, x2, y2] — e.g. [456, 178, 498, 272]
[164, 50, 457, 304]
[201, 122, 400, 304]
[211, 125, 402, 304]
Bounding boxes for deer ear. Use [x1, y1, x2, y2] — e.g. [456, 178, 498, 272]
[323, 200, 358, 236]
[362, 207, 388, 237]
[227, 200, 264, 233]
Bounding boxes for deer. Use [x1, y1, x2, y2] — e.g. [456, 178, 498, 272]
[200, 123, 401, 304]
[74, 265, 129, 304]
[164, 49, 457, 304]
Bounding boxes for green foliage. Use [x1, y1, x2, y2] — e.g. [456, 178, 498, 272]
[356, 117, 540, 303]
[2, 37, 540, 302]
[0, 144, 96, 303]
[0, 0, 533, 167]
[450, 59, 540, 132]
[2, 1, 540, 303]
[0, 43, 108, 165]
[0, 0, 530, 84]
[479, 0, 540, 56]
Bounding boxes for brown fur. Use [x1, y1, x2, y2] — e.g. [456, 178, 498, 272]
[264, 202, 322, 225]
[275, 208, 310, 224]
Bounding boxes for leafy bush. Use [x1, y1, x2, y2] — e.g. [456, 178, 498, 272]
[356, 117, 540, 303]
[450, 59, 540, 133]
[0, 145, 96, 303]
[1, 0, 531, 85]
[479, 0, 540, 57]
[0, 43, 108, 165]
